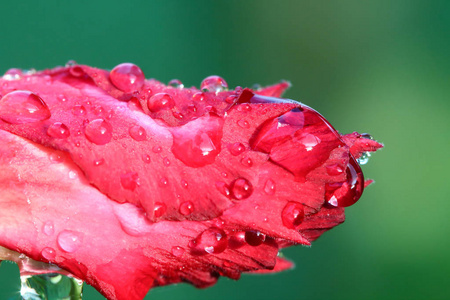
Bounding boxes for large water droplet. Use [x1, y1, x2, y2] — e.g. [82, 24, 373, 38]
[325, 155, 364, 207]
[230, 178, 253, 200]
[281, 201, 305, 229]
[42, 221, 55, 236]
[110, 63, 145, 92]
[171, 114, 223, 168]
[84, 119, 113, 145]
[245, 230, 266, 246]
[179, 201, 195, 216]
[57, 230, 82, 253]
[171, 246, 185, 257]
[40, 247, 56, 261]
[120, 171, 139, 191]
[229, 142, 245, 156]
[264, 179, 276, 195]
[147, 93, 174, 112]
[129, 125, 147, 141]
[201, 76, 228, 93]
[0, 91, 51, 124]
[47, 122, 70, 139]
[189, 227, 228, 255]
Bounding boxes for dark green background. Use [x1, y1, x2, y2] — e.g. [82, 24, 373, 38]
[1, 0, 449, 299]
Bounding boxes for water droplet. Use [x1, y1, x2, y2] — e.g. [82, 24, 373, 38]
[179, 201, 195, 216]
[245, 230, 266, 246]
[237, 119, 250, 128]
[168, 79, 184, 89]
[201, 76, 228, 93]
[84, 119, 113, 145]
[142, 154, 151, 163]
[68, 170, 78, 179]
[49, 153, 64, 163]
[357, 152, 371, 165]
[42, 221, 54, 236]
[225, 95, 236, 103]
[264, 179, 276, 195]
[192, 92, 205, 102]
[41, 247, 56, 261]
[57, 230, 82, 253]
[240, 156, 253, 167]
[152, 145, 162, 153]
[230, 178, 253, 200]
[147, 93, 174, 112]
[94, 158, 104, 166]
[215, 181, 230, 197]
[57, 94, 67, 102]
[237, 103, 252, 112]
[65, 60, 77, 67]
[159, 177, 168, 187]
[181, 180, 188, 189]
[129, 125, 147, 141]
[229, 142, 245, 156]
[92, 105, 104, 116]
[171, 246, 185, 257]
[3, 68, 22, 80]
[326, 163, 345, 176]
[325, 155, 364, 207]
[189, 227, 228, 255]
[47, 122, 70, 139]
[0, 91, 51, 124]
[71, 105, 86, 116]
[69, 65, 84, 77]
[120, 172, 139, 191]
[153, 202, 166, 218]
[110, 63, 145, 92]
[163, 157, 171, 167]
[281, 201, 305, 229]
[171, 115, 223, 168]
[297, 133, 321, 151]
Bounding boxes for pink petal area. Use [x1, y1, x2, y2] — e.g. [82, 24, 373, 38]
[0, 130, 283, 299]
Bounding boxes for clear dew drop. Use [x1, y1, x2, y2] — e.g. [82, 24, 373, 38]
[229, 142, 245, 156]
[171, 246, 185, 257]
[215, 181, 230, 197]
[0, 91, 51, 124]
[109, 63, 145, 92]
[71, 105, 86, 116]
[129, 125, 147, 141]
[245, 230, 266, 246]
[200, 76, 228, 93]
[230, 178, 253, 200]
[40, 247, 56, 261]
[57, 230, 82, 253]
[147, 93, 175, 112]
[49, 153, 64, 163]
[192, 92, 205, 102]
[42, 221, 55, 236]
[189, 227, 228, 255]
[181, 179, 188, 189]
[142, 154, 151, 164]
[357, 152, 371, 165]
[120, 172, 139, 191]
[163, 157, 171, 167]
[47, 122, 70, 139]
[153, 202, 166, 218]
[237, 119, 250, 128]
[264, 179, 276, 195]
[168, 79, 184, 89]
[240, 156, 253, 167]
[179, 201, 195, 216]
[152, 145, 162, 153]
[84, 119, 113, 145]
[281, 201, 305, 229]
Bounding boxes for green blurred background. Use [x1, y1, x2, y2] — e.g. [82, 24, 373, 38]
[1, 0, 449, 299]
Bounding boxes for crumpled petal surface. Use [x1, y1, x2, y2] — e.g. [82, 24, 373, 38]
[0, 65, 382, 300]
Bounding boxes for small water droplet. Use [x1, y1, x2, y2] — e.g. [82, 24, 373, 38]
[42, 221, 55, 236]
[237, 103, 252, 112]
[179, 201, 195, 216]
[225, 95, 236, 103]
[171, 246, 185, 257]
[181, 180, 188, 189]
[41, 247, 56, 261]
[57, 230, 82, 253]
[65, 60, 77, 67]
[47, 122, 70, 139]
[189, 227, 228, 255]
[3, 68, 22, 80]
[84, 119, 113, 145]
[192, 92, 205, 102]
[240, 156, 253, 167]
[281, 201, 305, 229]
[357, 152, 371, 165]
[49, 153, 64, 163]
[94, 158, 104, 166]
[229, 142, 245, 156]
[0, 91, 51, 124]
[69, 65, 84, 77]
[326, 155, 364, 207]
[163, 157, 170, 167]
[71, 104, 86, 116]
[264, 179, 276, 195]
[153, 202, 166, 218]
[168, 79, 184, 89]
[68, 170, 78, 179]
[152, 145, 162, 153]
[215, 181, 230, 197]
[142, 154, 151, 163]
[110, 63, 145, 92]
[57, 94, 67, 102]
[147, 93, 174, 112]
[245, 230, 266, 246]
[120, 172, 139, 191]
[159, 177, 168, 187]
[201, 76, 228, 93]
[129, 125, 147, 141]
[237, 119, 250, 128]
[230, 178, 253, 200]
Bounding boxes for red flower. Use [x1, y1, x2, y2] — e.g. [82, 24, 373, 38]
[0, 64, 382, 300]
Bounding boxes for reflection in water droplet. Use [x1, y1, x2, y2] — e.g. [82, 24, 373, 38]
[200, 76, 228, 93]
[281, 201, 305, 229]
[57, 230, 82, 253]
[84, 119, 113, 145]
[230, 178, 253, 200]
[0, 91, 51, 124]
[110, 63, 145, 92]
[129, 125, 147, 141]
[47, 122, 70, 139]
[189, 227, 228, 254]
[179, 201, 195, 216]
[245, 230, 266, 246]
[147, 93, 174, 112]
